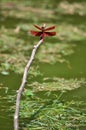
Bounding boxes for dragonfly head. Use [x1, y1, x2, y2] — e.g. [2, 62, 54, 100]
[41, 23, 46, 30]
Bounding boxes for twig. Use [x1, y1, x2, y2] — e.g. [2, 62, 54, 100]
[14, 39, 43, 130]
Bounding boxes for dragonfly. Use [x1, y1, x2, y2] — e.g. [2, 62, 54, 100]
[30, 24, 56, 42]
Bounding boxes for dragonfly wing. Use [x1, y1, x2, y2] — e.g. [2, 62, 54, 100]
[34, 25, 42, 30]
[30, 31, 42, 36]
[45, 26, 55, 31]
[44, 32, 56, 36]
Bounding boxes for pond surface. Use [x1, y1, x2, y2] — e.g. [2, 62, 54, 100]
[0, 40, 86, 130]
[39, 42, 86, 78]
[0, 73, 21, 130]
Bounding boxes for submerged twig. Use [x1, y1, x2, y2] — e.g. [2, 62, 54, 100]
[14, 39, 43, 130]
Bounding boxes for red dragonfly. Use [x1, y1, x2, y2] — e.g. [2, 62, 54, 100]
[30, 24, 56, 42]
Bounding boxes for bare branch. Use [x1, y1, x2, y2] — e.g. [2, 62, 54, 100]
[14, 39, 43, 130]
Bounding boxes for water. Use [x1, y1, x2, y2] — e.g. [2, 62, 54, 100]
[0, 74, 21, 130]
[39, 42, 86, 78]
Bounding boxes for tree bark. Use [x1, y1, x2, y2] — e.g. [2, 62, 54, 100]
[14, 39, 43, 130]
